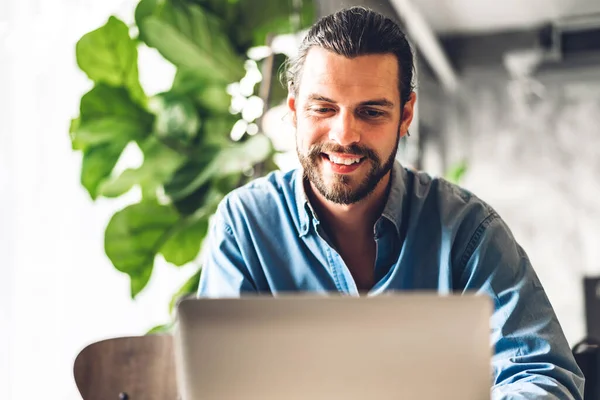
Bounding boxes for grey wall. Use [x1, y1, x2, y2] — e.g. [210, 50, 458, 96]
[421, 62, 600, 344]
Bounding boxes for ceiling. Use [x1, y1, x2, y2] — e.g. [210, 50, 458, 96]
[411, 0, 600, 34]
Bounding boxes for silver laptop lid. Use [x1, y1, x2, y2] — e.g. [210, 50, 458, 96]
[174, 294, 491, 400]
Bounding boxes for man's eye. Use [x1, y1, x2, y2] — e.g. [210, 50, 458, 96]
[360, 109, 384, 118]
[311, 107, 333, 114]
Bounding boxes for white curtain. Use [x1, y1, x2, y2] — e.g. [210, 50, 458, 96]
[1, 1, 192, 399]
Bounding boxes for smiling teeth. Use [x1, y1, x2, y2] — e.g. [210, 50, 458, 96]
[329, 155, 362, 165]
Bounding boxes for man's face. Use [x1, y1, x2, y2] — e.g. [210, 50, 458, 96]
[288, 47, 415, 205]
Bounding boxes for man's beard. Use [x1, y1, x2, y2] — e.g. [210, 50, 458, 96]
[297, 135, 399, 205]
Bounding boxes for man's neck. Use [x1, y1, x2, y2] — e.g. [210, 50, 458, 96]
[306, 172, 391, 242]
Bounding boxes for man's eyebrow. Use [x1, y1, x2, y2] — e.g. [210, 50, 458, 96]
[306, 94, 395, 108]
[359, 99, 395, 108]
[307, 94, 336, 103]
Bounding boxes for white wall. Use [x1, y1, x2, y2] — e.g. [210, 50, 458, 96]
[1, 1, 194, 399]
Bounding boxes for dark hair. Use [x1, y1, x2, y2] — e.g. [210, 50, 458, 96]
[284, 6, 416, 107]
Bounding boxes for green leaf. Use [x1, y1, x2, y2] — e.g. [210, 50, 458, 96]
[184, 0, 238, 24]
[170, 68, 208, 94]
[169, 269, 201, 314]
[130, 263, 154, 298]
[200, 114, 238, 147]
[160, 218, 209, 266]
[195, 84, 231, 114]
[72, 118, 147, 151]
[234, 0, 315, 49]
[98, 136, 186, 199]
[72, 84, 155, 198]
[134, 0, 162, 42]
[165, 158, 224, 216]
[69, 117, 81, 149]
[98, 169, 141, 198]
[445, 159, 469, 185]
[150, 92, 201, 144]
[167, 134, 272, 201]
[69, 117, 81, 134]
[265, 53, 289, 108]
[79, 84, 153, 124]
[146, 321, 174, 335]
[216, 134, 272, 175]
[163, 145, 218, 203]
[73, 84, 154, 151]
[170, 181, 213, 216]
[81, 141, 129, 199]
[167, 159, 219, 201]
[139, 2, 244, 82]
[104, 201, 180, 298]
[171, 69, 231, 115]
[213, 172, 244, 196]
[76, 16, 146, 104]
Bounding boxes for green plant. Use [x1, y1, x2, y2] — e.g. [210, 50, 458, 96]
[70, 0, 314, 331]
[444, 159, 468, 185]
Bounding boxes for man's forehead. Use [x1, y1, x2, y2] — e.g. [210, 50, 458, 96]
[298, 47, 399, 100]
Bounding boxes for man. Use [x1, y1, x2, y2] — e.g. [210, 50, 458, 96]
[198, 6, 584, 399]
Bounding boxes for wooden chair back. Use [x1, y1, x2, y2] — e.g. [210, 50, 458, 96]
[73, 335, 178, 400]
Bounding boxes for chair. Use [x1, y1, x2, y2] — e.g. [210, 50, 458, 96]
[73, 335, 178, 400]
[573, 337, 600, 399]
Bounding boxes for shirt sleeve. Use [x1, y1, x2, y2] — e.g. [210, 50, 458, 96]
[197, 205, 257, 298]
[458, 213, 585, 399]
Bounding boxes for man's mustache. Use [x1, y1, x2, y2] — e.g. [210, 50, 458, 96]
[307, 143, 379, 162]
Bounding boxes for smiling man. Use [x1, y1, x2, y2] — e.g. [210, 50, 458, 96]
[198, 6, 584, 399]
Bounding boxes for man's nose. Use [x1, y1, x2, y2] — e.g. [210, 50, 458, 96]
[328, 110, 360, 146]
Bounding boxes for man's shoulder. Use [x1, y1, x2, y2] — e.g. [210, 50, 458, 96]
[230, 168, 297, 202]
[403, 167, 498, 227]
[402, 167, 504, 268]
[216, 168, 301, 224]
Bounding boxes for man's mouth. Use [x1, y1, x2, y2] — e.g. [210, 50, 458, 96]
[319, 153, 366, 174]
[322, 153, 365, 165]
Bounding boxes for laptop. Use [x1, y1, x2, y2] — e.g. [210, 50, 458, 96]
[173, 294, 492, 400]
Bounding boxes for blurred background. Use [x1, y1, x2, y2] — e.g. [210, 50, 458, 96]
[2, 0, 600, 398]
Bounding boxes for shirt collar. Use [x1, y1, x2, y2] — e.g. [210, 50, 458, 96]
[294, 170, 312, 237]
[293, 160, 406, 238]
[380, 160, 406, 239]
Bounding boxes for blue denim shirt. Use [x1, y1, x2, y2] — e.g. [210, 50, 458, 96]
[198, 161, 584, 399]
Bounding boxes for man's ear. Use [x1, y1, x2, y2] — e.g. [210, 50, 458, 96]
[399, 92, 417, 138]
[287, 87, 297, 128]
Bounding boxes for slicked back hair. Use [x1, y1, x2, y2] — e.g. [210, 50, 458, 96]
[284, 6, 416, 108]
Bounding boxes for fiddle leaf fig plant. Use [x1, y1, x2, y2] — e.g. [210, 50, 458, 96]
[70, 0, 314, 328]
